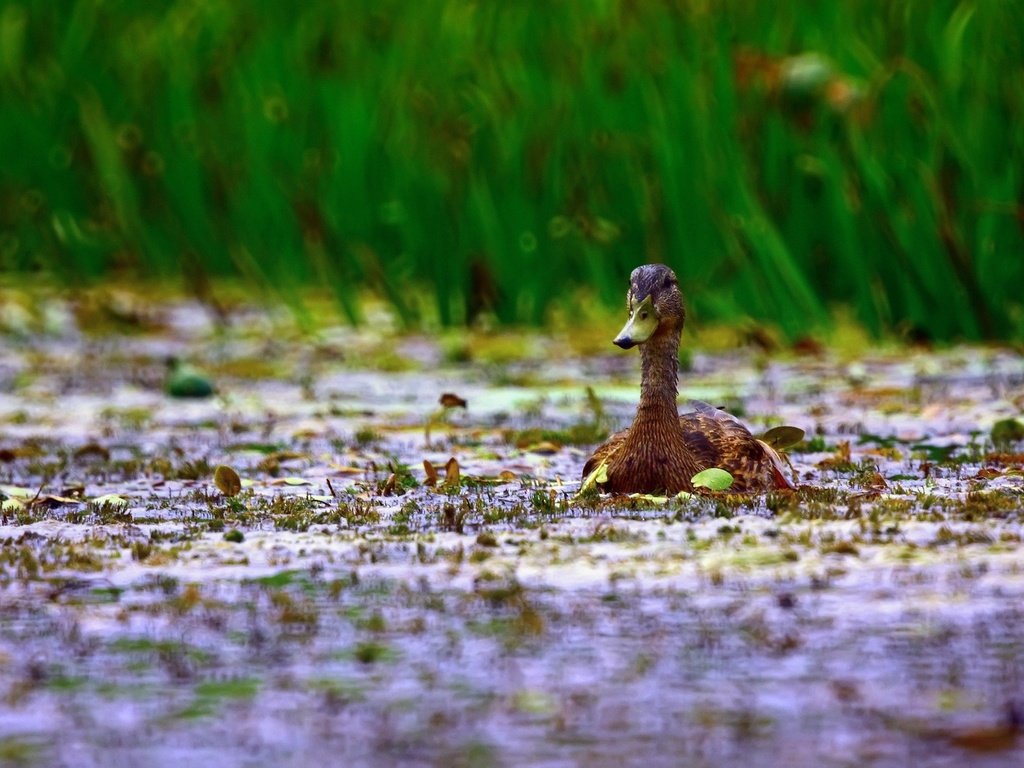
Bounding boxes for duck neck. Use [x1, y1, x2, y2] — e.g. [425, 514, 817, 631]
[635, 327, 681, 426]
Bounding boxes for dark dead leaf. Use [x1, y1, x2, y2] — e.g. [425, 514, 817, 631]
[984, 453, 1024, 466]
[439, 392, 467, 408]
[256, 449, 309, 474]
[974, 468, 1003, 479]
[859, 471, 888, 491]
[946, 727, 1019, 753]
[423, 459, 438, 487]
[74, 442, 111, 462]
[817, 441, 854, 470]
[444, 457, 460, 486]
[792, 336, 825, 356]
[332, 465, 364, 475]
[33, 495, 82, 508]
[60, 484, 86, 499]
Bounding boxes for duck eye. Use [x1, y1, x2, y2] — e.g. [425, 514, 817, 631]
[639, 311, 649, 320]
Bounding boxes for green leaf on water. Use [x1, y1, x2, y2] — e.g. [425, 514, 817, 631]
[223, 529, 244, 543]
[0, 485, 34, 499]
[166, 358, 215, 399]
[991, 418, 1024, 448]
[627, 493, 669, 504]
[91, 494, 129, 509]
[691, 467, 734, 491]
[576, 459, 609, 499]
[2, 497, 26, 514]
[271, 477, 312, 486]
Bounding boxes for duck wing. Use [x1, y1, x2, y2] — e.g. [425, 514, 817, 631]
[680, 401, 794, 491]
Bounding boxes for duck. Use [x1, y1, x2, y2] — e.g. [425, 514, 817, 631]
[582, 264, 795, 494]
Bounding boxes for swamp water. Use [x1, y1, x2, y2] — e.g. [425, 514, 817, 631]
[0, 298, 1022, 767]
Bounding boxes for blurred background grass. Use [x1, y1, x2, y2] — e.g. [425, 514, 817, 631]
[0, 0, 1021, 340]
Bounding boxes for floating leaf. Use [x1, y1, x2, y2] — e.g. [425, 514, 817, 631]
[760, 425, 806, 450]
[61, 484, 86, 498]
[270, 477, 312, 486]
[1, 497, 25, 514]
[439, 392, 467, 408]
[576, 459, 609, 498]
[74, 442, 111, 461]
[332, 465, 364, 475]
[90, 495, 129, 514]
[257, 451, 309, 472]
[91, 493, 129, 509]
[213, 465, 242, 496]
[0, 485, 34, 499]
[526, 441, 561, 455]
[166, 358, 215, 398]
[423, 459, 438, 487]
[444, 457, 460, 486]
[691, 467, 734, 491]
[991, 418, 1024, 448]
[628, 493, 669, 504]
[226, 441, 284, 454]
[36, 495, 82, 507]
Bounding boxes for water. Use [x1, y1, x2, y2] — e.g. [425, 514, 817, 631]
[0, 297, 1022, 766]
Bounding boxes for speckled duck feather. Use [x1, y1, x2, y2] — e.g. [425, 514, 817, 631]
[582, 403, 794, 494]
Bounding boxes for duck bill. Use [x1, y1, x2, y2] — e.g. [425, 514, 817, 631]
[613, 300, 657, 349]
[613, 321, 638, 349]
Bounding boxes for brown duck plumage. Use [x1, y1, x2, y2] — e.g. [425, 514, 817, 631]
[582, 264, 794, 494]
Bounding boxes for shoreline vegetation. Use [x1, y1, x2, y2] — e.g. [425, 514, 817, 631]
[2, 1, 1022, 340]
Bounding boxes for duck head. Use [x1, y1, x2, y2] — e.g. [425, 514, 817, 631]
[613, 264, 685, 349]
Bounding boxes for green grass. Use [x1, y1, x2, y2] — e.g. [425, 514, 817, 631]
[1, 0, 1022, 339]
